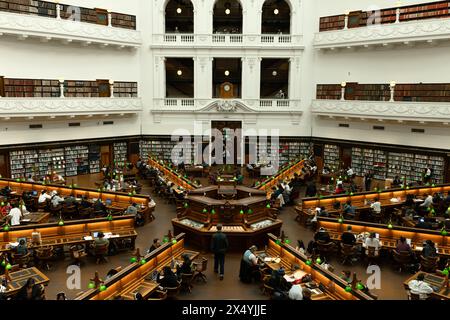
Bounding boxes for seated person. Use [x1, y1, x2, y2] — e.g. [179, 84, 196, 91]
[16, 239, 28, 255]
[420, 194, 433, 209]
[266, 268, 290, 298]
[148, 238, 161, 253]
[51, 192, 64, 208]
[370, 198, 381, 214]
[363, 233, 381, 256]
[64, 195, 77, 207]
[341, 226, 356, 246]
[157, 266, 179, 289]
[396, 236, 412, 254]
[15, 278, 44, 301]
[343, 201, 356, 219]
[314, 227, 331, 243]
[79, 196, 92, 209]
[240, 245, 260, 283]
[317, 206, 329, 217]
[288, 282, 304, 300]
[422, 240, 437, 258]
[176, 253, 193, 277]
[93, 199, 107, 215]
[94, 232, 109, 248]
[126, 203, 138, 216]
[8, 204, 22, 226]
[38, 190, 51, 204]
[408, 273, 434, 300]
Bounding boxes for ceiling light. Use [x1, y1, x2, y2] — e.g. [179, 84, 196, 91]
[177, 70, 183, 76]
[272, 71, 277, 76]
[225, 8, 230, 14]
[176, 7, 182, 14]
[224, 70, 230, 76]
[274, 8, 279, 15]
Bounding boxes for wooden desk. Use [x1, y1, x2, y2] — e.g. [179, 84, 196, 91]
[258, 160, 306, 193]
[0, 267, 49, 296]
[317, 217, 450, 257]
[263, 233, 374, 300]
[148, 158, 195, 191]
[404, 272, 450, 300]
[75, 233, 199, 300]
[20, 213, 50, 225]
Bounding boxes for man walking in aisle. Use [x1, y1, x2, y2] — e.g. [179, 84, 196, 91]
[211, 224, 229, 280]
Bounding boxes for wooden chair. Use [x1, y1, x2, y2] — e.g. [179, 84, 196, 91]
[35, 246, 54, 270]
[340, 244, 358, 265]
[420, 255, 438, 273]
[408, 291, 421, 300]
[262, 283, 274, 298]
[366, 246, 380, 266]
[316, 240, 337, 261]
[148, 289, 167, 300]
[79, 207, 93, 219]
[69, 245, 87, 266]
[49, 205, 62, 217]
[166, 280, 182, 299]
[392, 250, 413, 272]
[11, 252, 32, 268]
[192, 258, 208, 283]
[62, 204, 77, 220]
[93, 243, 109, 264]
[180, 273, 194, 293]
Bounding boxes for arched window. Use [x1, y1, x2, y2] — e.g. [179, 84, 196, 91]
[165, 0, 194, 33]
[261, 0, 290, 34]
[213, 0, 242, 34]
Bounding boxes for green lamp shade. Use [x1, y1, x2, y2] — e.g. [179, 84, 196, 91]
[338, 217, 343, 224]
[316, 257, 322, 264]
[319, 195, 323, 199]
[275, 239, 281, 245]
[1, 260, 6, 267]
[305, 259, 312, 266]
[16, 179, 20, 182]
[432, 184, 436, 187]
[128, 193, 132, 196]
[184, 203, 189, 208]
[88, 282, 95, 289]
[130, 257, 137, 263]
[140, 259, 146, 265]
[350, 192, 354, 196]
[99, 285, 107, 291]
[356, 283, 365, 290]
[73, 184, 78, 188]
[387, 223, 393, 229]
[345, 286, 352, 292]
[5, 263, 12, 270]
[202, 208, 208, 213]
[406, 186, 410, 190]
[442, 269, 449, 276]
[248, 209, 253, 214]
[441, 229, 448, 236]
[211, 209, 216, 215]
[1, 202, 4, 206]
[374, 188, 378, 191]
[284, 239, 291, 244]
[58, 220, 64, 226]
[163, 237, 169, 243]
[97, 188, 101, 192]
[266, 203, 271, 208]
[172, 239, 177, 244]
[239, 209, 244, 215]
[107, 215, 113, 221]
[3, 225, 10, 232]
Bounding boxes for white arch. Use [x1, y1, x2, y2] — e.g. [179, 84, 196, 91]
[162, 0, 196, 33]
[210, 0, 245, 13]
[260, 0, 293, 12]
[260, 0, 292, 34]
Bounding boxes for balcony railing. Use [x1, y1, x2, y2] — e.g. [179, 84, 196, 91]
[152, 34, 304, 49]
[0, 97, 142, 118]
[313, 16, 450, 49]
[0, 11, 142, 48]
[153, 98, 302, 113]
[311, 99, 450, 124]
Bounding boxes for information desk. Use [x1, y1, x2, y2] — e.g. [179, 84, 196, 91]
[0, 215, 137, 253]
[0, 267, 50, 297]
[404, 272, 450, 300]
[264, 233, 373, 300]
[317, 217, 450, 256]
[0, 178, 154, 225]
[257, 160, 306, 193]
[75, 233, 199, 300]
[301, 184, 450, 213]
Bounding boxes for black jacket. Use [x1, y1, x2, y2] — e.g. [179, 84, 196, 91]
[157, 273, 179, 288]
[314, 231, 331, 243]
[341, 232, 356, 245]
[211, 231, 229, 254]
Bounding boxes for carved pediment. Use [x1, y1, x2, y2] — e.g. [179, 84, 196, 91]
[198, 100, 257, 113]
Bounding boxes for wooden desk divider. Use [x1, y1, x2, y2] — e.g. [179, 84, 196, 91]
[148, 157, 196, 191]
[0, 215, 137, 253]
[317, 217, 450, 256]
[75, 233, 189, 300]
[258, 160, 306, 193]
[301, 184, 450, 212]
[266, 233, 373, 300]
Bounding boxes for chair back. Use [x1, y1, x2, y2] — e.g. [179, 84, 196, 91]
[420, 255, 438, 272]
[409, 292, 421, 300]
[392, 250, 412, 264]
[36, 246, 54, 259]
[341, 244, 356, 256]
[195, 257, 208, 272]
[317, 240, 335, 253]
[166, 280, 182, 298]
[367, 246, 377, 258]
[94, 242, 109, 255]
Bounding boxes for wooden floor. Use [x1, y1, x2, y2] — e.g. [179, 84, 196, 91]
[42, 173, 410, 300]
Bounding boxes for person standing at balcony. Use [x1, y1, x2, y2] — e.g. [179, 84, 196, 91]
[364, 170, 373, 191]
[210, 224, 228, 281]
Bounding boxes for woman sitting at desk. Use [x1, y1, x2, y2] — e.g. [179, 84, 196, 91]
[17, 239, 28, 255]
[15, 278, 44, 301]
[176, 254, 194, 277]
[157, 266, 179, 289]
[266, 268, 290, 300]
[363, 233, 381, 256]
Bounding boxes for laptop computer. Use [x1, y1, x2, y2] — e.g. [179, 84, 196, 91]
[105, 199, 112, 206]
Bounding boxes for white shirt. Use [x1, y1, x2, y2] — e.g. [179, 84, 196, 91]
[370, 201, 381, 213]
[288, 284, 303, 300]
[51, 195, 64, 207]
[8, 208, 22, 226]
[347, 168, 354, 176]
[364, 237, 381, 255]
[149, 199, 156, 208]
[408, 280, 434, 300]
[421, 195, 433, 208]
[426, 169, 431, 177]
[38, 193, 51, 203]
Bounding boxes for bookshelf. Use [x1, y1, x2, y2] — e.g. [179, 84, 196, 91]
[139, 140, 152, 159]
[38, 148, 65, 177]
[64, 145, 89, 177]
[111, 12, 137, 30]
[113, 142, 128, 166]
[316, 84, 341, 100]
[88, 145, 101, 174]
[9, 150, 39, 180]
[351, 147, 387, 180]
[323, 144, 340, 171]
[319, 14, 346, 32]
[64, 80, 98, 98]
[3, 78, 59, 98]
[114, 82, 138, 98]
[0, 0, 57, 17]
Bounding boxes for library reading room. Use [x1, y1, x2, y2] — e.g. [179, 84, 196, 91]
[0, 0, 450, 311]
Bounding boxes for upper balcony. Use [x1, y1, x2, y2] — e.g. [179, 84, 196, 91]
[312, 82, 450, 125]
[0, 2, 141, 49]
[314, 1, 450, 50]
[151, 33, 304, 50]
[0, 77, 141, 119]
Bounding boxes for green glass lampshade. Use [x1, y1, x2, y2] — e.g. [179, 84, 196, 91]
[345, 286, 352, 293]
[211, 209, 216, 215]
[99, 285, 107, 291]
[163, 237, 169, 243]
[374, 188, 378, 192]
[266, 203, 271, 209]
[5, 263, 12, 270]
[406, 186, 410, 190]
[338, 217, 344, 224]
[16, 179, 20, 182]
[432, 184, 436, 187]
[442, 269, 449, 276]
[58, 220, 64, 226]
[73, 184, 78, 188]
[315, 257, 322, 264]
[319, 195, 323, 199]
[0, 202, 4, 206]
[88, 282, 95, 289]
[128, 193, 132, 196]
[172, 239, 177, 244]
[441, 229, 448, 236]
[140, 259, 146, 265]
[239, 209, 244, 215]
[275, 239, 281, 245]
[350, 192, 354, 196]
[356, 283, 365, 290]
[107, 215, 113, 221]
[202, 208, 208, 213]
[387, 223, 393, 229]
[330, 177, 334, 181]
[305, 259, 312, 266]
[1, 260, 6, 267]
[284, 239, 291, 244]
[3, 225, 10, 232]
[345, 191, 349, 195]
[130, 257, 138, 263]
[184, 203, 189, 208]
[247, 209, 253, 214]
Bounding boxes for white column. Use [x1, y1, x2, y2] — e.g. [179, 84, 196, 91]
[154, 57, 166, 99]
[241, 57, 260, 100]
[56, 2, 61, 20]
[196, 57, 213, 100]
[59, 79, 65, 98]
[108, 10, 112, 27]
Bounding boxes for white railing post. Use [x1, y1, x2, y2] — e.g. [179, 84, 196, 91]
[341, 82, 346, 100]
[59, 79, 65, 98]
[395, 7, 401, 23]
[109, 80, 114, 98]
[390, 81, 396, 102]
[108, 10, 112, 27]
[344, 12, 349, 30]
[56, 1, 61, 20]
